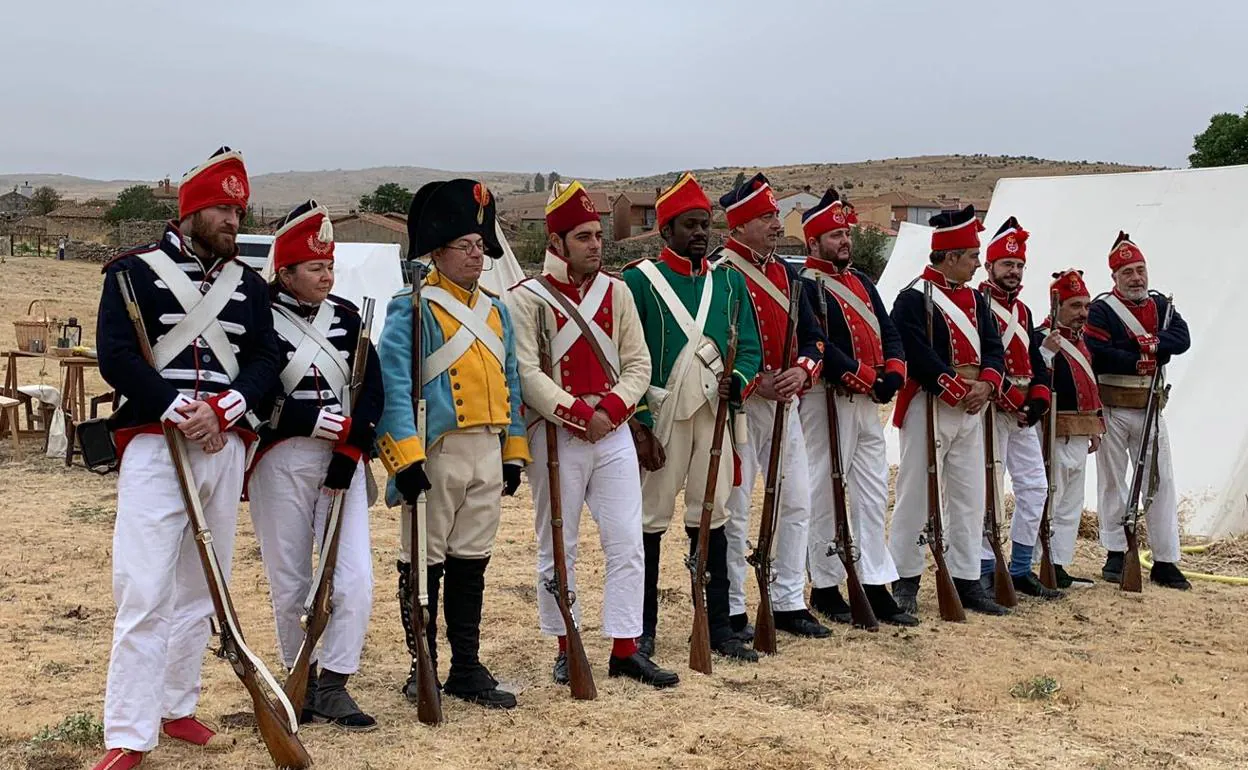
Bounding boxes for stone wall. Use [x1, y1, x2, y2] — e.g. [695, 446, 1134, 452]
[117, 220, 167, 250]
[65, 241, 115, 263]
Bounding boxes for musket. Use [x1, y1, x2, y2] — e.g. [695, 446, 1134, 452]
[1121, 294, 1175, 593]
[117, 271, 310, 770]
[688, 300, 739, 674]
[815, 280, 878, 631]
[537, 312, 596, 699]
[982, 403, 1018, 607]
[406, 261, 443, 724]
[749, 284, 801, 655]
[1036, 289, 1060, 590]
[923, 279, 966, 622]
[283, 297, 375, 717]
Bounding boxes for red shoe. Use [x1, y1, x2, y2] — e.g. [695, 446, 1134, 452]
[92, 748, 144, 770]
[161, 715, 237, 752]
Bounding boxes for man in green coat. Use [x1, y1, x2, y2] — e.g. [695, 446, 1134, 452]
[621, 172, 761, 663]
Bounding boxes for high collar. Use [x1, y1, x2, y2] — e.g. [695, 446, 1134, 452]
[543, 249, 596, 290]
[275, 287, 322, 317]
[921, 264, 965, 289]
[980, 280, 1021, 305]
[427, 267, 479, 303]
[724, 238, 772, 265]
[804, 255, 852, 276]
[162, 222, 235, 275]
[659, 246, 708, 277]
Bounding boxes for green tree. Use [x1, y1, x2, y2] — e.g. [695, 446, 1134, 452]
[547, 171, 561, 189]
[533, 173, 545, 193]
[851, 225, 890, 282]
[732, 171, 746, 188]
[358, 182, 414, 214]
[29, 186, 62, 215]
[105, 185, 174, 223]
[1190, 108, 1248, 167]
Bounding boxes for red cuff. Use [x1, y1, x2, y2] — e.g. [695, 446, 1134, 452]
[598, 393, 632, 427]
[884, 358, 906, 379]
[999, 382, 1025, 412]
[1027, 384, 1051, 404]
[334, 443, 363, 463]
[554, 398, 596, 430]
[979, 367, 1003, 394]
[842, 360, 876, 395]
[736, 371, 756, 401]
[937, 372, 969, 407]
[206, 390, 246, 431]
[796, 356, 821, 386]
[1137, 334, 1159, 356]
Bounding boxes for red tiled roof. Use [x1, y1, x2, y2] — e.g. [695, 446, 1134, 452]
[332, 212, 408, 233]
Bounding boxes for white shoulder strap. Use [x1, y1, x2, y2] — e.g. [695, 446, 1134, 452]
[724, 252, 788, 311]
[422, 286, 505, 385]
[806, 269, 881, 340]
[523, 274, 620, 375]
[1057, 336, 1096, 382]
[989, 297, 1028, 352]
[140, 252, 243, 378]
[923, 278, 981, 360]
[274, 302, 350, 398]
[636, 259, 715, 340]
[1102, 293, 1150, 338]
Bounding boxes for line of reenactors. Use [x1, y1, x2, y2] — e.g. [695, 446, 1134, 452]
[89, 148, 1191, 770]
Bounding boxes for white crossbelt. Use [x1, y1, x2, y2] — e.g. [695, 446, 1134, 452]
[273, 302, 350, 399]
[723, 251, 789, 311]
[421, 285, 505, 386]
[923, 278, 981, 360]
[138, 251, 244, 377]
[636, 259, 716, 444]
[805, 268, 881, 340]
[989, 297, 1028, 354]
[1102, 293, 1150, 338]
[522, 272, 620, 376]
[1057, 336, 1096, 382]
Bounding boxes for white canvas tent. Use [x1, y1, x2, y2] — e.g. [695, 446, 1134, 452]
[876, 165, 1248, 537]
[242, 220, 527, 339]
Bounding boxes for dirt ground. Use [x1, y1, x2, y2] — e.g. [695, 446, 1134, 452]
[0, 255, 1245, 770]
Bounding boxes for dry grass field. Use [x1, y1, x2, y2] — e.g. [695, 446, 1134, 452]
[0, 255, 1245, 770]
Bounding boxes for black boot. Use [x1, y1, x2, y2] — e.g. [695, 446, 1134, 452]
[640, 531, 662, 658]
[810, 586, 852, 624]
[299, 662, 319, 724]
[1012, 572, 1064, 600]
[705, 527, 758, 662]
[1055, 565, 1095, 589]
[399, 560, 442, 700]
[552, 652, 569, 685]
[442, 556, 516, 709]
[1150, 561, 1192, 590]
[892, 575, 921, 616]
[609, 652, 680, 688]
[1102, 550, 1124, 583]
[729, 613, 754, 642]
[314, 669, 377, 731]
[774, 609, 831, 638]
[864, 584, 919, 627]
[954, 577, 1010, 616]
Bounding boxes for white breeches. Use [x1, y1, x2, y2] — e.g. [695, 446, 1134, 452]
[1096, 407, 1180, 563]
[104, 433, 244, 752]
[726, 395, 813, 614]
[528, 423, 644, 639]
[980, 413, 1048, 559]
[889, 397, 985, 582]
[800, 387, 898, 588]
[249, 437, 373, 675]
[640, 401, 732, 533]
[1049, 436, 1091, 566]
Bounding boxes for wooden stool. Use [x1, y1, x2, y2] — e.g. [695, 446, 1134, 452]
[0, 395, 20, 455]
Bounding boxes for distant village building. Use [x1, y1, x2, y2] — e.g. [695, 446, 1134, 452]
[774, 190, 820, 224]
[331, 212, 409, 252]
[152, 177, 179, 201]
[45, 203, 112, 242]
[611, 190, 657, 241]
[0, 187, 32, 216]
[850, 191, 945, 228]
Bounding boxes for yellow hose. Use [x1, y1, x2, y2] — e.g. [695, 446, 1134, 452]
[1141, 545, 1248, 586]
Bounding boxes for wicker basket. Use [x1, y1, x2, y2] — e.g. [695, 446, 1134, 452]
[14, 299, 57, 353]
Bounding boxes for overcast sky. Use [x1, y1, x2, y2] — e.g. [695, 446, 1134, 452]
[3, 0, 1244, 180]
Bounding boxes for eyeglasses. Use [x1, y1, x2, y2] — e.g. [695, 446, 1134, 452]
[444, 240, 486, 256]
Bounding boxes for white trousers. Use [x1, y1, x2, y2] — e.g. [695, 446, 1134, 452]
[528, 423, 644, 639]
[641, 401, 732, 533]
[726, 396, 813, 614]
[800, 386, 898, 587]
[1096, 407, 1180, 563]
[980, 413, 1048, 559]
[889, 397, 985, 582]
[249, 438, 374, 674]
[104, 433, 244, 752]
[1049, 436, 1091, 566]
[399, 430, 504, 564]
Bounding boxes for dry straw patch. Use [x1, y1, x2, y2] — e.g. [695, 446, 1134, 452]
[0, 256, 1247, 769]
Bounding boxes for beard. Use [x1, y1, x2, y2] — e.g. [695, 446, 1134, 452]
[189, 215, 238, 261]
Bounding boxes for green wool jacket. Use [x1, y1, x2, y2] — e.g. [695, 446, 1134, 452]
[621, 247, 762, 427]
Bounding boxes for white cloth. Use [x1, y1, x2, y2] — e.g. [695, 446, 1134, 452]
[399, 429, 504, 564]
[889, 396, 985, 582]
[1049, 436, 1091, 565]
[800, 386, 898, 588]
[726, 396, 813, 615]
[528, 423, 643, 639]
[1096, 406, 1180, 563]
[641, 401, 733, 533]
[980, 412, 1048, 559]
[249, 438, 373, 674]
[104, 433, 245, 752]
